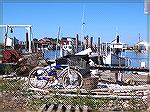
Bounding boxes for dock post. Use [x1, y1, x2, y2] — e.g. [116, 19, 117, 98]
[115, 72, 118, 83]
[90, 37, 93, 51]
[25, 32, 29, 52]
[85, 35, 89, 49]
[76, 34, 79, 53]
[26, 26, 32, 53]
[98, 37, 101, 65]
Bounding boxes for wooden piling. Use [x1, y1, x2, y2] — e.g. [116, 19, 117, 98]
[26, 32, 29, 51]
[76, 34, 79, 53]
[98, 37, 100, 65]
[90, 37, 93, 50]
[85, 35, 89, 49]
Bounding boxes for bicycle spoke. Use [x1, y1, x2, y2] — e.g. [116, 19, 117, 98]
[28, 67, 48, 89]
[62, 68, 83, 89]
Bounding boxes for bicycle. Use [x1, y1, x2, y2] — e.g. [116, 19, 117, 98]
[28, 58, 84, 89]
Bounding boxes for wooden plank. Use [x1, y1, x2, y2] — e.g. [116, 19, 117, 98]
[65, 105, 72, 112]
[56, 104, 63, 112]
[75, 106, 80, 112]
[90, 66, 149, 72]
[43, 93, 147, 100]
[82, 105, 88, 112]
[47, 104, 54, 112]
[38, 104, 46, 112]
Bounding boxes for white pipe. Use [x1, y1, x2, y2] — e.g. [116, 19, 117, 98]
[4, 25, 8, 45]
[1, 25, 32, 53]
[28, 27, 32, 53]
[0, 25, 32, 27]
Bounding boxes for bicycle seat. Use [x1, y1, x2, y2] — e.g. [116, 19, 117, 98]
[46, 60, 55, 65]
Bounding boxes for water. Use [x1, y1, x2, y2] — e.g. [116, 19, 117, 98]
[122, 51, 149, 67]
[43, 50, 149, 67]
[43, 50, 60, 60]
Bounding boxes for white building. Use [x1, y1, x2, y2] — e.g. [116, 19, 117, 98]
[135, 41, 149, 51]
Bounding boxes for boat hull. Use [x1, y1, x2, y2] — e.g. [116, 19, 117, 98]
[104, 53, 126, 66]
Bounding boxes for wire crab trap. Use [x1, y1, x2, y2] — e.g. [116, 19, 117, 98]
[67, 58, 87, 69]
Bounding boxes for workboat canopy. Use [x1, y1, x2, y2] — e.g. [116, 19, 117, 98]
[75, 48, 92, 55]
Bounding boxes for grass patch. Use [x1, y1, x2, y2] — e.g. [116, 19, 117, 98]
[0, 79, 148, 111]
[0, 64, 15, 75]
[0, 79, 24, 92]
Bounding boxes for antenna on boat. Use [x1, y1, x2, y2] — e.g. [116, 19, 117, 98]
[116, 26, 119, 37]
[55, 26, 60, 59]
[111, 27, 119, 43]
[81, 5, 85, 46]
[139, 33, 141, 42]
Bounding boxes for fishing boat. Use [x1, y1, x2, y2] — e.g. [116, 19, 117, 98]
[60, 37, 75, 57]
[134, 41, 149, 53]
[102, 35, 129, 67]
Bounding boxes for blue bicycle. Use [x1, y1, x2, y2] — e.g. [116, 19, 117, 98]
[28, 59, 83, 89]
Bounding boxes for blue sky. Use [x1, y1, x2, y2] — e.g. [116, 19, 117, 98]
[2, 2, 148, 45]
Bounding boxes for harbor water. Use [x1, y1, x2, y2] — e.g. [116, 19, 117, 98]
[43, 50, 149, 68]
[43, 50, 60, 60]
[122, 51, 149, 67]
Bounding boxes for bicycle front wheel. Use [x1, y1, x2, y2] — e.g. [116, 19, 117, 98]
[28, 67, 49, 89]
[62, 68, 83, 89]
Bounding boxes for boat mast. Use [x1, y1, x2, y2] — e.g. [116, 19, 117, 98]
[116, 26, 119, 37]
[138, 33, 141, 42]
[55, 26, 60, 59]
[81, 5, 85, 47]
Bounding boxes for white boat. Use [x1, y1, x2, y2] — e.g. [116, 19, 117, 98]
[104, 53, 126, 66]
[103, 35, 129, 67]
[60, 37, 74, 57]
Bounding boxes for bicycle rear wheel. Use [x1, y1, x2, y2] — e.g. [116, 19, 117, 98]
[62, 68, 83, 89]
[28, 67, 49, 89]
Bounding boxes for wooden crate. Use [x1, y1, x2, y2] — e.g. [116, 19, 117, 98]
[83, 76, 99, 90]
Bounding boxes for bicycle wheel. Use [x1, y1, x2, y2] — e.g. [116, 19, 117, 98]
[62, 68, 83, 89]
[28, 67, 49, 89]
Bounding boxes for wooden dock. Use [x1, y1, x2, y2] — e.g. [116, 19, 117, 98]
[90, 65, 149, 72]
[38, 104, 92, 112]
[28, 84, 150, 99]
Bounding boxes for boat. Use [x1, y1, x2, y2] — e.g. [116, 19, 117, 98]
[102, 35, 129, 67]
[60, 37, 75, 57]
[134, 41, 149, 53]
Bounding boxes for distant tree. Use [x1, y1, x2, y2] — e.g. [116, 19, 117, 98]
[0, 43, 4, 49]
[33, 38, 38, 42]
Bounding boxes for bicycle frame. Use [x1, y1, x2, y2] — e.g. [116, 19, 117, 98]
[36, 64, 62, 80]
[28, 58, 83, 89]
[36, 59, 79, 81]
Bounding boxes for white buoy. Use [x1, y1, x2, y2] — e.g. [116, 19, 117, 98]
[141, 62, 146, 68]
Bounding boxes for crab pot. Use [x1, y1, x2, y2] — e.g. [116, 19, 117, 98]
[83, 77, 99, 90]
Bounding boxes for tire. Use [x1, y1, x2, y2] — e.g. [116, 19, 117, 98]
[61, 68, 83, 89]
[28, 67, 49, 89]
